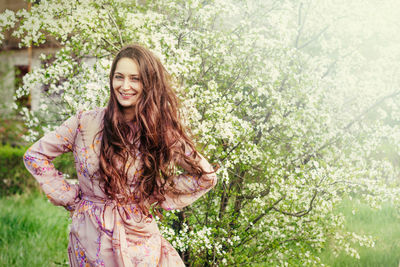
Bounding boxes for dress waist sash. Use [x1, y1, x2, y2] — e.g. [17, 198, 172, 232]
[77, 194, 158, 267]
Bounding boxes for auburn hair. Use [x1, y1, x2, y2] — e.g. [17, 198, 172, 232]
[97, 44, 207, 217]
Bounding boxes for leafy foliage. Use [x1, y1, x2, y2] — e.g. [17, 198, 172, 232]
[0, 145, 76, 196]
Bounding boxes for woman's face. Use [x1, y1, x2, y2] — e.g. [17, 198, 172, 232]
[112, 57, 143, 109]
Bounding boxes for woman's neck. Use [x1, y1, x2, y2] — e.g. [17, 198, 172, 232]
[121, 107, 135, 122]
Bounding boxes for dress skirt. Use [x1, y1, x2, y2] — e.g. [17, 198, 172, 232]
[67, 196, 185, 267]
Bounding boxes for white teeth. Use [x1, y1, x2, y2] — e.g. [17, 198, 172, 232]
[121, 92, 135, 96]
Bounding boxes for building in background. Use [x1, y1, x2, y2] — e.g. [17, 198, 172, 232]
[0, 0, 60, 115]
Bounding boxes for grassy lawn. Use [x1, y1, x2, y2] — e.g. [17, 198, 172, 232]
[0, 192, 70, 267]
[1, 192, 399, 266]
[320, 198, 400, 267]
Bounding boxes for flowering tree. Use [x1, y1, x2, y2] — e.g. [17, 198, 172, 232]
[1, 0, 400, 265]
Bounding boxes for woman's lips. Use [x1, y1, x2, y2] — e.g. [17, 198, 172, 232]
[119, 91, 137, 99]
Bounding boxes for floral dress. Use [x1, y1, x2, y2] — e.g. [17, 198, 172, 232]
[23, 107, 217, 267]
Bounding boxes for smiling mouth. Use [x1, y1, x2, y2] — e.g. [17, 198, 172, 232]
[119, 91, 137, 97]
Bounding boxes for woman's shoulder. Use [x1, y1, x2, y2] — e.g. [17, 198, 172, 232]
[80, 107, 106, 119]
[78, 107, 106, 128]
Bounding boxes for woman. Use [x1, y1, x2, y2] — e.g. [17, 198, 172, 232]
[23, 44, 218, 266]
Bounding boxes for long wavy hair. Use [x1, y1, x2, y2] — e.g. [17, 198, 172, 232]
[98, 44, 208, 216]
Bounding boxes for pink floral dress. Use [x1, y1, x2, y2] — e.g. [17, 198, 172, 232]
[23, 107, 217, 267]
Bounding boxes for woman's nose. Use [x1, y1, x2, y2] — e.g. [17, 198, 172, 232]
[122, 78, 130, 89]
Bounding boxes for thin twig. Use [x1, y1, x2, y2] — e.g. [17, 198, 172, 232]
[107, 11, 124, 46]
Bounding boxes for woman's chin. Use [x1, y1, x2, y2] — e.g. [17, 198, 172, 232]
[119, 103, 135, 108]
[117, 98, 137, 108]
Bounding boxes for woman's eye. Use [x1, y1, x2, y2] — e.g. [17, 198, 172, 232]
[131, 77, 140, 82]
[115, 75, 123, 79]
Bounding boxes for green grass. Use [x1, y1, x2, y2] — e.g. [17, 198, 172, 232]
[1, 192, 399, 266]
[0, 191, 70, 267]
[320, 198, 400, 267]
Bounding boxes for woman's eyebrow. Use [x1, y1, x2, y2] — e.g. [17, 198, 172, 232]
[114, 72, 139, 76]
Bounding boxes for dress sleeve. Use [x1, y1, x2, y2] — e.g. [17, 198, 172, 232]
[159, 143, 218, 211]
[23, 112, 82, 211]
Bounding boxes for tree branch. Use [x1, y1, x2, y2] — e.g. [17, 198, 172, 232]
[294, 3, 305, 48]
[245, 196, 285, 232]
[218, 141, 242, 163]
[237, 187, 270, 200]
[107, 11, 124, 46]
[233, 196, 285, 250]
[292, 88, 400, 166]
[298, 25, 329, 50]
[272, 189, 318, 217]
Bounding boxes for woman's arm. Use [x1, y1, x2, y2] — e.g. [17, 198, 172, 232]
[159, 142, 218, 211]
[23, 112, 82, 211]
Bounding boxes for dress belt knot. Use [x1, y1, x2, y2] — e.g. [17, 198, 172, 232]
[78, 194, 155, 267]
[81, 194, 133, 220]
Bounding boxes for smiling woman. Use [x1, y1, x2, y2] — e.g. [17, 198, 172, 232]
[23, 44, 218, 266]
